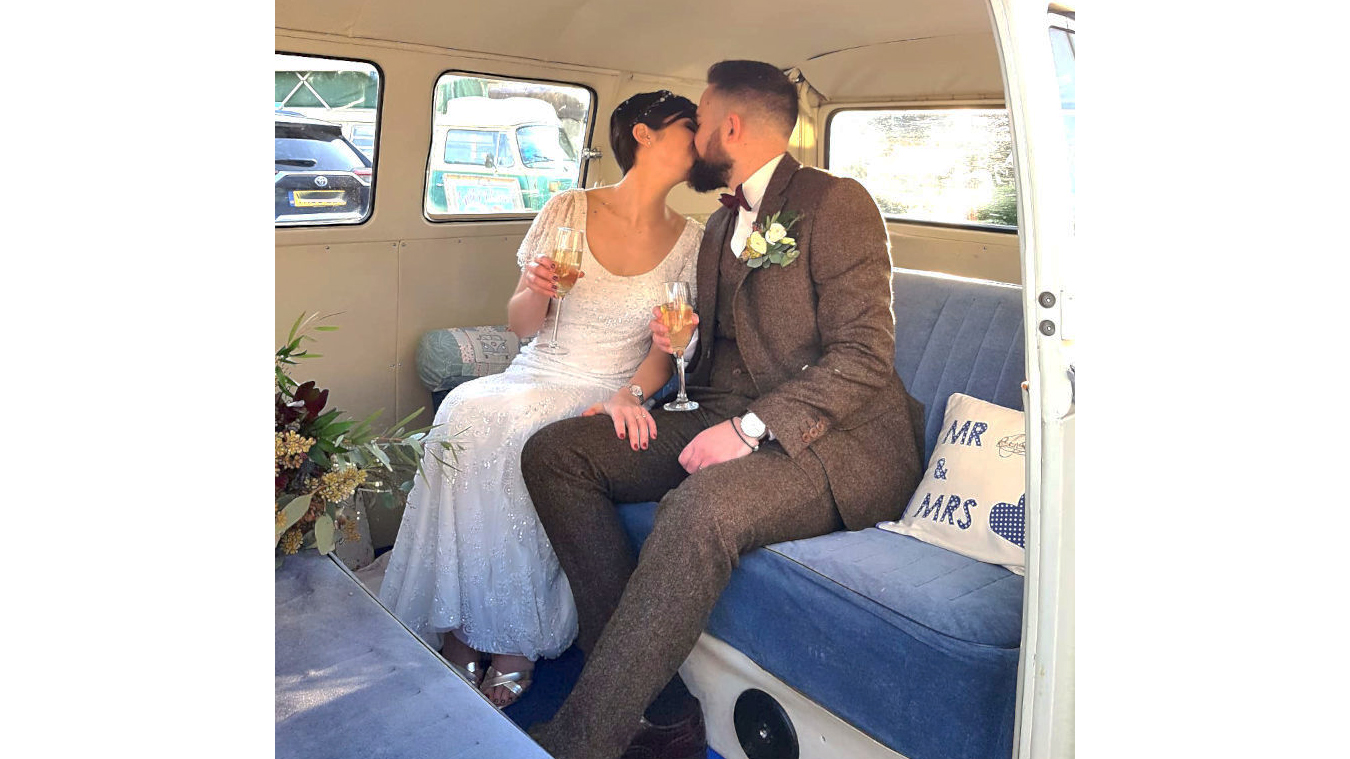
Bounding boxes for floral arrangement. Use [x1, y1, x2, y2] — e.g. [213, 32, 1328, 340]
[275, 312, 463, 565]
[741, 210, 803, 268]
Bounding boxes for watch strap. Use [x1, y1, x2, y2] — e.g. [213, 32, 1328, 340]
[732, 418, 760, 452]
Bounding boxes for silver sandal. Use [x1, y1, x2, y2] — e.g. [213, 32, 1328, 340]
[479, 665, 534, 708]
[447, 658, 485, 688]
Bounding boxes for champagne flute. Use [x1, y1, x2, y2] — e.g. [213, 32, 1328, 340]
[535, 226, 585, 355]
[660, 281, 699, 412]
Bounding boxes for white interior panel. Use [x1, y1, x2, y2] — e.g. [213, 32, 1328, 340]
[275, 241, 400, 425]
[889, 223, 1021, 284]
[395, 234, 526, 431]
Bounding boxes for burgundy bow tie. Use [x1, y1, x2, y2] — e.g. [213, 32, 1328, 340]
[719, 184, 751, 212]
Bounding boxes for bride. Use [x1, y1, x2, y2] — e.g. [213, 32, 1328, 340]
[377, 90, 704, 708]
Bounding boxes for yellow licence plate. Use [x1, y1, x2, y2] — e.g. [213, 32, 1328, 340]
[291, 190, 347, 207]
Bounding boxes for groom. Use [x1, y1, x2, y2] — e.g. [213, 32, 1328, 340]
[521, 60, 926, 759]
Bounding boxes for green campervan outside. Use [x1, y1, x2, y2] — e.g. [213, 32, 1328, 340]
[427, 96, 580, 215]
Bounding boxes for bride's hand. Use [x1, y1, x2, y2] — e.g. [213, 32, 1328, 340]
[524, 255, 584, 299]
[582, 392, 657, 451]
[649, 306, 699, 355]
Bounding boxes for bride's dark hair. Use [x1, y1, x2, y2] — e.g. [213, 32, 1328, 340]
[609, 90, 697, 174]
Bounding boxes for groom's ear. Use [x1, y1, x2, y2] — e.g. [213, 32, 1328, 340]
[724, 112, 743, 144]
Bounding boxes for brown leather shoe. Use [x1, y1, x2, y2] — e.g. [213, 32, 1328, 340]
[622, 706, 706, 759]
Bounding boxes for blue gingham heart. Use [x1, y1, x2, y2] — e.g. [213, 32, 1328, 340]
[989, 494, 1025, 548]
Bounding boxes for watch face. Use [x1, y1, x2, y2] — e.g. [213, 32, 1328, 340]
[741, 414, 765, 438]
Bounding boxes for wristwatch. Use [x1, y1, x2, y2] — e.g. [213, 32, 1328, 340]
[628, 384, 645, 403]
[739, 412, 767, 440]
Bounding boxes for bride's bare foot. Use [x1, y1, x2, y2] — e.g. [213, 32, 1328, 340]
[440, 634, 484, 685]
[482, 653, 534, 707]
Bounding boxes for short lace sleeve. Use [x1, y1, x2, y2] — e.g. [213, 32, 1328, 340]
[515, 190, 582, 271]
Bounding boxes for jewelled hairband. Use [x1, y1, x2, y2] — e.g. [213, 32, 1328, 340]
[622, 90, 677, 123]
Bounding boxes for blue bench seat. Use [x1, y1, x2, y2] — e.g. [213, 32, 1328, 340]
[618, 506, 1023, 759]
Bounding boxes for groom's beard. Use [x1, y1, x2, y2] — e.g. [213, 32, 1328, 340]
[688, 135, 732, 192]
[691, 155, 734, 191]
[687, 157, 732, 193]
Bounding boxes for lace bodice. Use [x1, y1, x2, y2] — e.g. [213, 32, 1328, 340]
[514, 189, 703, 387]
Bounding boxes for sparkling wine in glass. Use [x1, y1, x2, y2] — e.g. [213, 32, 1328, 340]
[536, 227, 585, 356]
[661, 281, 699, 412]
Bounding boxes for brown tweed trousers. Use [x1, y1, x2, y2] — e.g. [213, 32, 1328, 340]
[521, 154, 926, 759]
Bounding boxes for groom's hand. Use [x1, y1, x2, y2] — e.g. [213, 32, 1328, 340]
[679, 420, 753, 473]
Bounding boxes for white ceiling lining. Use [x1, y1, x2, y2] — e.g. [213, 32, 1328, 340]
[275, 0, 1003, 101]
[801, 33, 1005, 102]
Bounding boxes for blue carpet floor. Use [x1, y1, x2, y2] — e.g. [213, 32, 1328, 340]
[502, 644, 585, 730]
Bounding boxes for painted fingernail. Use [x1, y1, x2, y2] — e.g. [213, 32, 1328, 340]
[619, 433, 625, 438]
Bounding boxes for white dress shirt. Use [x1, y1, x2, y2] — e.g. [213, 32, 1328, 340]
[729, 154, 785, 257]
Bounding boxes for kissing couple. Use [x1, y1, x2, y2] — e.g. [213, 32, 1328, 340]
[378, 59, 926, 759]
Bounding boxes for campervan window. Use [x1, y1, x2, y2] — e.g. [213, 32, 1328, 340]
[1049, 10, 1077, 204]
[444, 130, 500, 166]
[517, 125, 573, 166]
[425, 72, 594, 220]
[274, 53, 380, 227]
[826, 108, 1018, 231]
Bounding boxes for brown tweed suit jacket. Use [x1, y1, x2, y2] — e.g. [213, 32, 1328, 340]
[687, 153, 926, 529]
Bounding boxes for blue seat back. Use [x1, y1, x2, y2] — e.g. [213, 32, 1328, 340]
[891, 268, 1026, 461]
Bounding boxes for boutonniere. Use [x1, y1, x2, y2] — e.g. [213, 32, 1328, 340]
[740, 211, 803, 269]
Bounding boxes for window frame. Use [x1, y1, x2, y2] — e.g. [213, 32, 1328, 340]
[823, 103, 1020, 235]
[423, 70, 598, 224]
[274, 50, 384, 229]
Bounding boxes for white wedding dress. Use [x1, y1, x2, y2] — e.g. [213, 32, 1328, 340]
[377, 189, 702, 660]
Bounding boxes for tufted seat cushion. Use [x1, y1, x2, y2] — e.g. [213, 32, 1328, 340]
[618, 504, 1021, 759]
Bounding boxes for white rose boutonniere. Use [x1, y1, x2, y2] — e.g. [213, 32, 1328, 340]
[739, 210, 803, 269]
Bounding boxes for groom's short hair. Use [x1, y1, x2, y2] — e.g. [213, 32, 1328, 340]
[707, 60, 799, 138]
